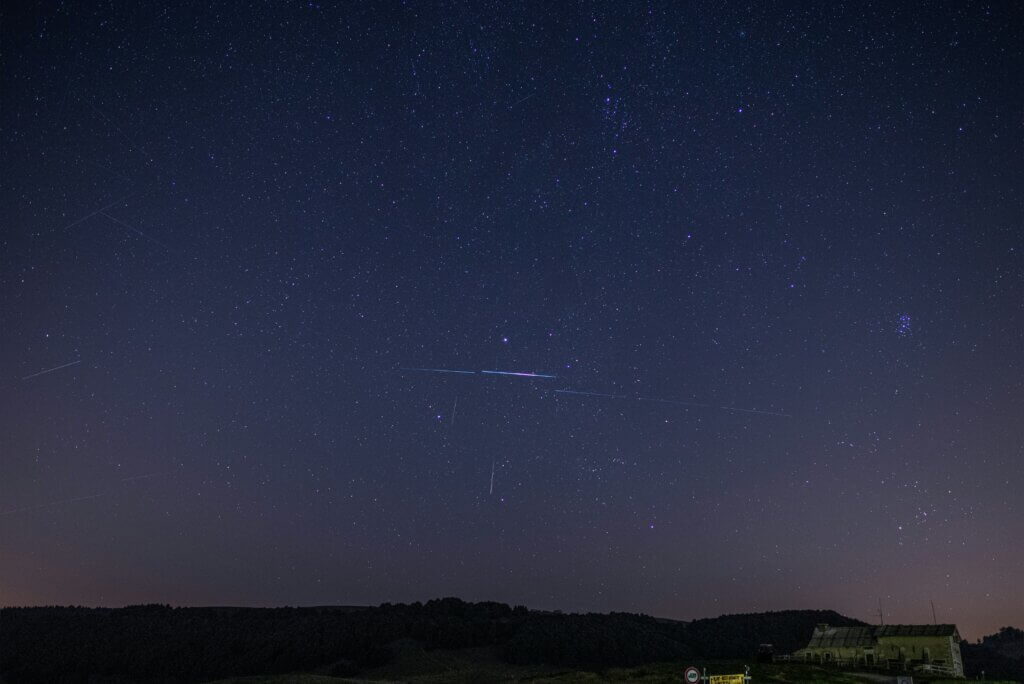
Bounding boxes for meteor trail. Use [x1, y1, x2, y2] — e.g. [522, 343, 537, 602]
[638, 396, 713, 409]
[58, 195, 134, 231]
[0, 492, 107, 516]
[0, 471, 170, 516]
[446, 397, 459, 445]
[400, 367, 557, 379]
[489, 459, 495, 495]
[21, 360, 81, 380]
[481, 370, 557, 379]
[509, 92, 536, 108]
[555, 387, 790, 418]
[718, 405, 792, 418]
[555, 388, 627, 399]
[400, 367, 476, 375]
[100, 211, 170, 250]
[118, 471, 169, 482]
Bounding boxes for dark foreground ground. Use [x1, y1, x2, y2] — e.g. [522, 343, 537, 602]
[1, 600, 1020, 683]
[206, 646, 1019, 683]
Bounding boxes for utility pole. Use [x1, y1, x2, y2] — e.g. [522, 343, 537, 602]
[878, 598, 884, 626]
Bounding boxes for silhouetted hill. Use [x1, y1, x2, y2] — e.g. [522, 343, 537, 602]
[502, 610, 689, 666]
[686, 609, 865, 658]
[0, 600, 1015, 683]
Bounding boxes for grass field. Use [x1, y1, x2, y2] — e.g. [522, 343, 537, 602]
[209, 671, 1020, 684]
[206, 645, 1020, 684]
[209, 674, 1018, 684]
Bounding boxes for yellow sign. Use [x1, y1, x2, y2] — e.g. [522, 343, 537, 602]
[708, 676, 746, 684]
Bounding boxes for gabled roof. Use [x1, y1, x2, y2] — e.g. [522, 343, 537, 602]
[875, 624, 958, 638]
[803, 623, 962, 651]
[807, 625, 876, 648]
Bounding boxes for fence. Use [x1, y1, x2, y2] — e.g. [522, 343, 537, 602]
[913, 662, 957, 677]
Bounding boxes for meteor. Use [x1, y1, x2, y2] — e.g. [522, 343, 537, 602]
[100, 211, 170, 250]
[638, 396, 713, 409]
[0, 471, 171, 516]
[718, 405, 792, 418]
[57, 195, 133, 231]
[400, 367, 476, 375]
[118, 471, 170, 482]
[0, 492, 107, 516]
[21, 360, 81, 381]
[480, 370, 557, 379]
[556, 387, 790, 418]
[555, 388, 627, 399]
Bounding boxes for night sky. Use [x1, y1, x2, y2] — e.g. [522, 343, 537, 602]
[1, 2, 1021, 641]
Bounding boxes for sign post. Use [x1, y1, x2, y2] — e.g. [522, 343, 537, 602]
[708, 675, 746, 684]
[704, 665, 752, 684]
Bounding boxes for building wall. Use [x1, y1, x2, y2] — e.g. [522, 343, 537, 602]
[875, 635, 963, 676]
[794, 645, 872, 664]
[797, 635, 963, 677]
[948, 635, 964, 675]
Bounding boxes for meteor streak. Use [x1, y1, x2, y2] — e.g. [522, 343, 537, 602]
[400, 367, 476, 375]
[0, 492, 107, 516]
[118, 471, 170, 482]
[58, 195, 133, 231]
[481, 370, 557, 379]
[638, 396, 713, 409]
[509, 92, 536, 108]
[555, 388, 627, 399]
[100, 211, 170, 250]
[21, 360, 81, 380]
[718, 405, 792, 418]
[0, 471, 170, 516]
[556, 387, 790, 418]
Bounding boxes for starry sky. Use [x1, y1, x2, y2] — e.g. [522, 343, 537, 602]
[1, 1, 1021, 641]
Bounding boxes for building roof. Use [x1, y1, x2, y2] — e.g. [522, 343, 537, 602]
[802, 623, 961, 651]
[807, 625, 876, 648]
[875, 624, 959, 638]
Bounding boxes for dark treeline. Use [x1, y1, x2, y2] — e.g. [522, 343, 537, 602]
[1, 599, 517, 683]
[961, 626, 1024, 680]
[685, 611, 862, 659]
[502, 611, 689, 667]
[0, 599, 1005, 684]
